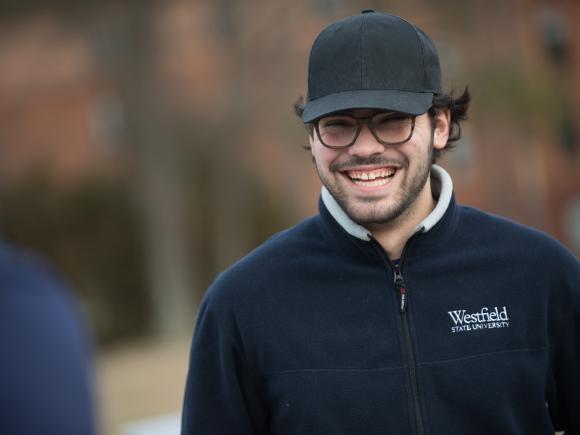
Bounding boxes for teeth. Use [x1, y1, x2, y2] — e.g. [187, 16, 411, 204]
[352, 178, 389, 187]
[347, 168, 396, 181]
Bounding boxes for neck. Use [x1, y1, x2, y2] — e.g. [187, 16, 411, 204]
[368, 175, 436, 260]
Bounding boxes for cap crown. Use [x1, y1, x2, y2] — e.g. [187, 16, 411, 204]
[303, 11, 441, 121]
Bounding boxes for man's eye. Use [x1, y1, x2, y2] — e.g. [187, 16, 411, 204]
[320, 120, 353, 130]
[326, 120, 350, 127]
[375, 115, 410, 128]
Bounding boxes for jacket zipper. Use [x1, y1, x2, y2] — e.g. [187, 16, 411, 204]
[393, 261, 425, 435]
[370, 237, 425, 434]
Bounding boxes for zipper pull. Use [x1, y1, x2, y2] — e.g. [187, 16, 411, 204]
[393, 265, 407, 313]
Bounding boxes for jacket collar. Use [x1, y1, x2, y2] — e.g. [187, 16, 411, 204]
[320, 164, 454, 242]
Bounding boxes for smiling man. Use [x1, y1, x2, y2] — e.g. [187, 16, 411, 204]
[182, 11, 580, 435]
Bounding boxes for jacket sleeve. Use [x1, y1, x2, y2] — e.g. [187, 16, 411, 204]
[546, 257, 580, 435]
[181, 289, 268, 435]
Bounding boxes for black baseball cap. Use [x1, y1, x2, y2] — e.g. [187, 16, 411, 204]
[302, 10, 442, 123]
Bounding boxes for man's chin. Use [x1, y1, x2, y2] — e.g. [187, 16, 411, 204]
[341, 201, 403, 227]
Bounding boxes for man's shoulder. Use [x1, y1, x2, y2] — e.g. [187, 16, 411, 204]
[456, 204, 577, 264]
[203, 214, 326, 306]
[457, 204, 554, 241]
[241, 213, 327, 267]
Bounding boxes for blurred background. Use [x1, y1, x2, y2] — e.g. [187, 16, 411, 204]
[0, 0, 578, 434]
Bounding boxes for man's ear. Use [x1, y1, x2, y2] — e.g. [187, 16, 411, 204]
[433, 109, 451, 151]
[309, 134, 316, 156]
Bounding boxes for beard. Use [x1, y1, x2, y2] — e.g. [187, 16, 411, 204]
[315, 134, 434, 227]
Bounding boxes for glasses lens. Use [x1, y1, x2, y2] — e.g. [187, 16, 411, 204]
[372, 113, 414, 144]
[317, 115, 358, 148]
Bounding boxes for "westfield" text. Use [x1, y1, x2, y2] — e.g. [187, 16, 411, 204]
[447, 306, 509, 333]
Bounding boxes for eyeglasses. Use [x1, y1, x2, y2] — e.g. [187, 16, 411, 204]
[313, 112, 416, 149]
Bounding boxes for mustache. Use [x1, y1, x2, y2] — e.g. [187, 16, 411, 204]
[330, 155, 407, 172]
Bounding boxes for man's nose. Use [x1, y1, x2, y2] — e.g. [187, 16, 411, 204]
[348, 125, 385, 157]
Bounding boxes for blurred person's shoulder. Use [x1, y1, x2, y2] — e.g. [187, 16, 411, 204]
[0, 240, 90, 346]
[0, 242, 79, 312]
[0, 242, 96, 435]
[0, 241, 62, 285]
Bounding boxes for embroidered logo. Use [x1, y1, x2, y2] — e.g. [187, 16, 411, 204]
[447, 306, 510, 334]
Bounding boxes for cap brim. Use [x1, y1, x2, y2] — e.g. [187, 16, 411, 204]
[302, 90, 433, 123]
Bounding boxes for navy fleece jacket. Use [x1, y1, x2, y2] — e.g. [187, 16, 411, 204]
[182, 166, 580, 435]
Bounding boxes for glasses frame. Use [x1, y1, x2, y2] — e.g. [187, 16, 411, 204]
[313, 112, 417, 149]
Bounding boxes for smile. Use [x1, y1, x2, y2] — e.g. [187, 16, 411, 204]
[343, 167, 397, 187]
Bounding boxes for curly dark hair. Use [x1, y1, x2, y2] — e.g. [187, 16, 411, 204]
[294, 87, 471, 163]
